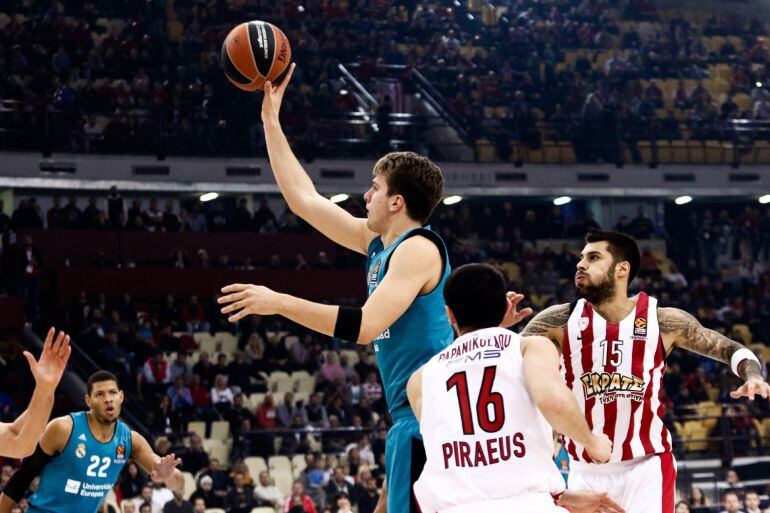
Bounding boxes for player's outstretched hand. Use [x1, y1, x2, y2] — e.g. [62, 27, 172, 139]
[23, 327, 71, 391]
[261, 62, 296, 122]
[151, 453, 182, 483]
[585, 432, 612, 464]
[500, 291, 533, 328]
[730, 377, 770, 401]
[219, 283, 282, 322]
[560, 490, 625, 513]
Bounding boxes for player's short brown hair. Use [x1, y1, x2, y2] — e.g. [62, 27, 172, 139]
[374, 152, 444, 224]
[87, 370, 120, 395]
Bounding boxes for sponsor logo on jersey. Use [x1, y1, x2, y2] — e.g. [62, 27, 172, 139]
[580, 371, 646, 403]
[78, 434, 87, 441]
[633, 317, 647, 339]
[373, 329, 390, 341]
[369, 260, 381, 285]
[446, 349, 502, 367]
[116, 444, 126, 462]
[65, 479, 82, 494]
[75, 443, 87, 458]
[439, 333, 511, 363]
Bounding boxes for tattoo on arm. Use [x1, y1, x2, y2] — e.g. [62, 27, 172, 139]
[520, 303, 571, 341]
[658, 307, 762, 382]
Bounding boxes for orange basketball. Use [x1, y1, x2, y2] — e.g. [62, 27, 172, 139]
[221, 21, 292, 92]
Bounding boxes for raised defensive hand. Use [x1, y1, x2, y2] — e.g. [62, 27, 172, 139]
[23, 327, 71, 391]
[151, 453, 182, 483]
[500, 291, 533, 328]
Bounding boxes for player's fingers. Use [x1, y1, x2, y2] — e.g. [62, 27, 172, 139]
[43, 327, 55, 348]
[748, 381, 757, 401]
[263, 80, 272, 93]
[56, 335, 70, 358]
[730, 386, 745, 399]
[515, 307, 534, 321]
[53, 330, 66, 353]
[218, 291, 248, 304]
[23, 351, 37, 369]
[62, 343, 72, 363]
[509, 292, 525, 305]
[221, 300, 247, 315]
[278, 62, 295, 92]
[221, 284, 249, 294]
[228, 310, 247, 323]
[760, 383, 769, 399]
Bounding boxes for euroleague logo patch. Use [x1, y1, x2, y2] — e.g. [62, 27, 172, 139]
[634, 317, 647, 338]
[369, 260, 381, 285]
[116, 444, 126, 462]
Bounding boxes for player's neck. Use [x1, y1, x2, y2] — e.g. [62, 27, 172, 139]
[86, 411, 117, 442]
[590, 290, 635, 324]
[380, 217, 422, 248]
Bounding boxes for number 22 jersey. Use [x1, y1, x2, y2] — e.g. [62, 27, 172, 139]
[28, 411, 133, 513]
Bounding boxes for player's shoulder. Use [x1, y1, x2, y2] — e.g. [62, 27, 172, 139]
[47, 414, 74, 435]
[39, 415, 75, 455]
[390, 233, 442, 266]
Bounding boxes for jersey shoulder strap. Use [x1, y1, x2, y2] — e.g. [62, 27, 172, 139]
[382, 228, 448, 278]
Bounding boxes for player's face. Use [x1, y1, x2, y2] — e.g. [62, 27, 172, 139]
[363, 173, 391, 233]
[85, 380, 124, 424]
[575, 242, 617, 303]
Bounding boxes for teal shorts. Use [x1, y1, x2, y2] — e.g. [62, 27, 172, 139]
[385, 408, 426, 513]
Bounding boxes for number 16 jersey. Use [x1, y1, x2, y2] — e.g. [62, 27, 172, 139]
[28, 411, 133, 513]
[413, 327, 565, 512]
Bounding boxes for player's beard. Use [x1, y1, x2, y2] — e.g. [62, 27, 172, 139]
[577, 264, 617, 305]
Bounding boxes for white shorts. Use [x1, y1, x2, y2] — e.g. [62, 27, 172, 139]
[568, 453, 677, 513]
[439, 492, 569, 513]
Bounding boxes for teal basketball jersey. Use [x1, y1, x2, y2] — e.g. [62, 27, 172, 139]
[28, 411, 133, 513]
[365, 227, 454, 414]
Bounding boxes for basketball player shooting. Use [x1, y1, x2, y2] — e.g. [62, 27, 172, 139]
[407, 263, 622, 513]
[217, 64, 531, 513]
[0, 328, 71, 459]
[519, 229, 770, 513]
[0, 371, 184, 513]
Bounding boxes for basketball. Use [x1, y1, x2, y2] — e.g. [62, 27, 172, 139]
[221, 20, 292, 92]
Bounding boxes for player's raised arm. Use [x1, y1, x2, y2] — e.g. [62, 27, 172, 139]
[521, 335, 612, 463]
[0, 328, 71, 459]
[260, 64, 376, 255]
[659, 307, 770, 400]
[219, 235, 438, 343]
[0, 416, 72, 512]
[519, 303, 570, 350]
[130, 431, 185, 497]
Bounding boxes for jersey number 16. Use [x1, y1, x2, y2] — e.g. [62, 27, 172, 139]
[446, 366, 506, 435]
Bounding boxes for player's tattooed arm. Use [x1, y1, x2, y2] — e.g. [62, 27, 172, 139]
[658, 307, 763, 382]
[519, 303, 570, 349]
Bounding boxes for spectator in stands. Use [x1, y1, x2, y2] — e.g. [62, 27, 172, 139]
[719, 491, 745, 513]
[182, 434, 210, 476]
[47, 196, 65, 228]
[303, 393, 330, 429]
[162, 492, 193, 513]
[264, 334, 290, 372]
[744, 490, 761, 513]
[231, 418, 260, 461]
[228, 393, 257, 436]
[192, 353, 216, 389]
[166, 377, 193, 418]
[232, 198, 252, 232]
[284, 481, 318, 513]
[192, 499, 205, 513]
[62, 196, 82, 228]
[318, 352, 345, 389]
[244, 333, 265, 367]
[227, 351, 253, 394]
[362, 373, 383, 411]
[254, 470, 284, 509]
[354, 476, 379, 513]
[257, 394, 278, 429]
[142, 351, 170, 399]
[630, 206, 655, 238]
[725, 469, 745, 491]
[277, 392, 301, 428]
[189, 475, 224, 509]
[676, 502, 691, 513]
[211, 374, 235, 414]
[182, 295, 210, 333]
[324, 467, 352, 504]
[225, 473, 256, 513]
[120, 461, 148, 502]
[168, 353, 191, 383]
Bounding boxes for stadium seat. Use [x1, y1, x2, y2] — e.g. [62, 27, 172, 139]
[293, 391, 310, 405]
[295, 376, 316, 394]
[202, 439, 229, 464]
[268, 371, 291, 391]
[249, 393, 266, 409]
[703, 140, 725, 164]
[671, 140, 689, 163]
[476, 139, 496, 162]
[269, 455, 292, 474]
[292, 454, 307, 477]
[274, 376, 295, 393]
[210, 421, 230, 442]
[732, 324, 752, 344]
[284, 335, 299, 350]
[214, 332, 238, 355]
[250, 508, 277, 513]
[273, 469, 294, 495]
[291, 370, 311, 381]
[182, 471, 196, 499]
[753, 141, 770, 164]
[196, 336, 216, 356]
[245, 456, 268, 478]
[187, 421, 206, 439]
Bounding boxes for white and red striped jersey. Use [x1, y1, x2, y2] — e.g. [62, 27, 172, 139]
[560, 292, 672, 463]
[413, 328, 565, 512]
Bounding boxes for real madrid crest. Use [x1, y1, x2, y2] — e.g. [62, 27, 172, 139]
[75, 443, 86, 458]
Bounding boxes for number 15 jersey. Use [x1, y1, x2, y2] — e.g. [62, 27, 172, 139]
[413, 327, 565, 512]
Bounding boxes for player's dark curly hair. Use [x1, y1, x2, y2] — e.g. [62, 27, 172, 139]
[585, 229, 641, 282]
[87, 370, 120, 395]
